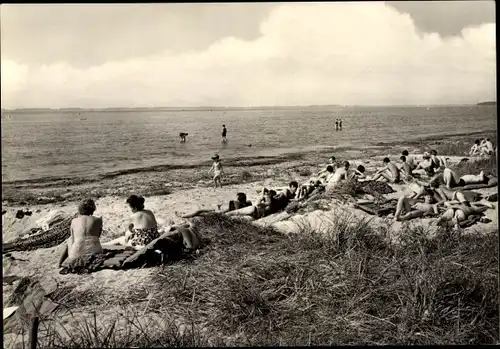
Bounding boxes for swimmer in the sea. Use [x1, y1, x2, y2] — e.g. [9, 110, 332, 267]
[339, 119, 342, 129]
[208, 154, 224, 188]
[370, 158, 401, 184]
[221, 125, 227, 142]
[335, 119, 339, 131]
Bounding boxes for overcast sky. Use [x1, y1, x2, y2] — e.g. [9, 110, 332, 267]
[1, 1, 495, 108]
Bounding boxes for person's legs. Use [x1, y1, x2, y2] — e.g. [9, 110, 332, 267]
[103, 235, 128, 246]
[461, 171, 486, 185]
[181, 209, 216, 218]
[398, 210, 426, 221]
[394, 196, 412, 220]
[225, 205, 257, 217]
[177, 226, 200, 250]
[213, 173, 221, 188]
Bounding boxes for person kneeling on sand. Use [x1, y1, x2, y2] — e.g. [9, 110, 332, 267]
[58, 199, 103, 267]
[370, 158, 401, 184]
[105, 195, 160, 250]
[393, 190, 440, 222]
[180, 192, 253, 218]
[428, 168, 490, 190]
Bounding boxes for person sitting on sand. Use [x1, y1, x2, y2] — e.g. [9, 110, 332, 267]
[393, 189, 440, 221]
[434, 201, 490, 228]
[469, 139, 481, 156]
[318, 165, 335, 182]
[297, 179, 325, 201]
[370, 158, 401, 184]
[208, 154, 224, 188]
[326, 161, 351, 190]
[403, 175, 430, 199]
[430, 149, 447, 171]
[480, 138, 495, 156]
[349, 165, 367, 180]
[428, 168, 489, 189]
[273, 181, 299, 209]
[105, 195, 160, 250]
[401, 150, 417, 170]
[399, 156, 413, 179]
[180, 192, 253, 218]
[58, 199, 103, 267]
[316, 156, 337, 178]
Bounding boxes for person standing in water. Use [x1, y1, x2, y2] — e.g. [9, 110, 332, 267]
[222, 125, 227, 142]
[208, 154, 224, 188]
[335, 119, 339, 131]
[339, 119, 343, 129]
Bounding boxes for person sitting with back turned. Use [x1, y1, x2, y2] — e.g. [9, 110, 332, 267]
[316, 156, 337, 178]
[401, 150, 417, 170]
[326, 161, 351, 190]
[469, 139, 481, 156]
[58, 199, 103, 267]
[370, 158, 401, 184]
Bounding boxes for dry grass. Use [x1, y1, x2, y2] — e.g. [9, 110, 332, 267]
[450, 156, 497, 178]
[14, 213, 497, 347]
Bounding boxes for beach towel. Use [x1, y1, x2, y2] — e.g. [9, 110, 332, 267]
[354, 199, 398, 216]
[3, 214, 76, 253]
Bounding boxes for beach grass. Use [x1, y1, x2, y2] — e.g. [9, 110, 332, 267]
[18, 213, 498, 348]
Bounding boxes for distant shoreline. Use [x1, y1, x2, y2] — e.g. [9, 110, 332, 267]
[1, 103, 493, 113]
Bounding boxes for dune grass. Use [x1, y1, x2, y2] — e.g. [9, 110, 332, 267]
[12, 213, 497, 348]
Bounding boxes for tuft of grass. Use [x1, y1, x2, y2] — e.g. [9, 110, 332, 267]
[240, 170, 253, 181]
[298, 167, 313, 177]
[450, 157, 497, 178]
[20, 213, 498, 347]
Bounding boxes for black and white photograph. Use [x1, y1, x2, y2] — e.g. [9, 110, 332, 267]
[1, 1, 498, 347]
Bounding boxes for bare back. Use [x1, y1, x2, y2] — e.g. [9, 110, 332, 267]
[388, 163, 400, 180]
[71, 216, 103, 240]
[130, 209, 158, 230]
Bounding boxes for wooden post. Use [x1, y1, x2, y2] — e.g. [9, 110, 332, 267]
[28, 317, 39, 349]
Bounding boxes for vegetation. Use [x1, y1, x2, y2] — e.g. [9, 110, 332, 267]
[7, 213, 498, 347]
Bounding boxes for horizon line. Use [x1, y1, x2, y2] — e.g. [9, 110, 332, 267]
[2, 101, 496, 111]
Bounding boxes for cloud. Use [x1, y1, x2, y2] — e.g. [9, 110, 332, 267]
[1, 2, 496, 108]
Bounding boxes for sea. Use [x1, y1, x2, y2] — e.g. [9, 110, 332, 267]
[1, 105, 496, 183]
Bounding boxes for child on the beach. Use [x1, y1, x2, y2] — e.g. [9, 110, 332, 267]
[208, 154, 224, 188]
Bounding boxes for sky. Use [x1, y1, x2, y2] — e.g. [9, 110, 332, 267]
[0, 1, 496, 108]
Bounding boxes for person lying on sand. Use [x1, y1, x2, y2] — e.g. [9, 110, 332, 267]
[404, 175, 430, 199]
[428, 183, 494, 209]
[370, 158, 401, 184]
[224, 189, 279, 220]
[469, 139, 481, 156]
[58, 199, 103, 267]
[180, 192, 253, 218]
[326, 161, 351, 190]
[433, 201, 490, 228]
[393, 190, 440, 221]
[428, 168, 489, 189]
[105, 195, 160, 250]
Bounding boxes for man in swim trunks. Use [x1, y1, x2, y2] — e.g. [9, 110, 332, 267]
[371, 158, 401, 184]
[316, 156, 337, 178]
[208, 154, 224, 188]
[399, 156, 413, 180]
[401, 150, 416, 170]
[429, 168, 489, 189]
[58, 199, 103, 267]
[480, 138, 495, 156]
[469, 139, 481, 156]
[349, 165, 367, 180]
[434, 201, 489, 227]
[393, 190, 440, 221]
[428, 182, 494, 209]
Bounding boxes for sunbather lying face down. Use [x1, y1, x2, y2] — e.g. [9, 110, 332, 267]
[58, 199, 103, 267]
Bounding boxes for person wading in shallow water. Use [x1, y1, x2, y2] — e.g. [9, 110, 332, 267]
[335, 119, 339, 131]
[221, 124, 227, 142]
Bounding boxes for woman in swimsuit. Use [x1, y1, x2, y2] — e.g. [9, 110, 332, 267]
[208, 154, 224, 188]
[58, 199, 103, 267]
[104, 195, 160, 250]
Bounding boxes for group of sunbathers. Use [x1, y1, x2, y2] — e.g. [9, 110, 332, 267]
[469, 138, 495, 157]
[59, 195, 200, 267]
